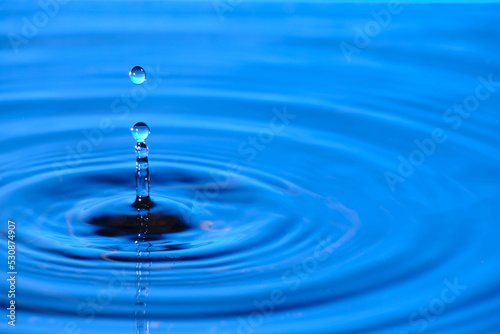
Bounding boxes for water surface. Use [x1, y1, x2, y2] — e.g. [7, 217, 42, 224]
[1, 2, 500, 333]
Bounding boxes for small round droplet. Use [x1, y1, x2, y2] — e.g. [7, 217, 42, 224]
[131, 122, 150, 142]
[129, 66, 146, 84]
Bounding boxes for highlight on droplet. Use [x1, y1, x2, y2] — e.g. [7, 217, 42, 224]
[131, 122, 150, 143]
[131, 122, 153, 208]
[129, 66, 146, 84]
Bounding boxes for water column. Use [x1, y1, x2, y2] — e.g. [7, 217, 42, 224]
[134, 207, 151, 334]
[131, 122, 154, 208]
[131, 122, 152, 334]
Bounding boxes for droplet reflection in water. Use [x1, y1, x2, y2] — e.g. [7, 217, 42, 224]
[73, 122, 189, 238]
[129, 66, 146, 84]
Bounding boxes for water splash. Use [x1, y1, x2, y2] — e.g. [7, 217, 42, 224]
[131, 122, 153, 208]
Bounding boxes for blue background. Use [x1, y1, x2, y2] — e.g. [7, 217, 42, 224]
[1, 1, 500, 333]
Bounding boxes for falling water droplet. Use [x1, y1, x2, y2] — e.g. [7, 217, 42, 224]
[131, 122, 150, 143]
[129, 66, 146, 84]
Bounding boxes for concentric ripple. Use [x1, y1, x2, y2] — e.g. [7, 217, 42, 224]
[1, 2, 500, 334]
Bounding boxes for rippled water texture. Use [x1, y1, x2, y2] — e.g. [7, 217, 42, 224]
[1, 2, 500, 333]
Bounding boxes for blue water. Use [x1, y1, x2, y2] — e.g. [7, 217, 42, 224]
[1, 1, 500, 333]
